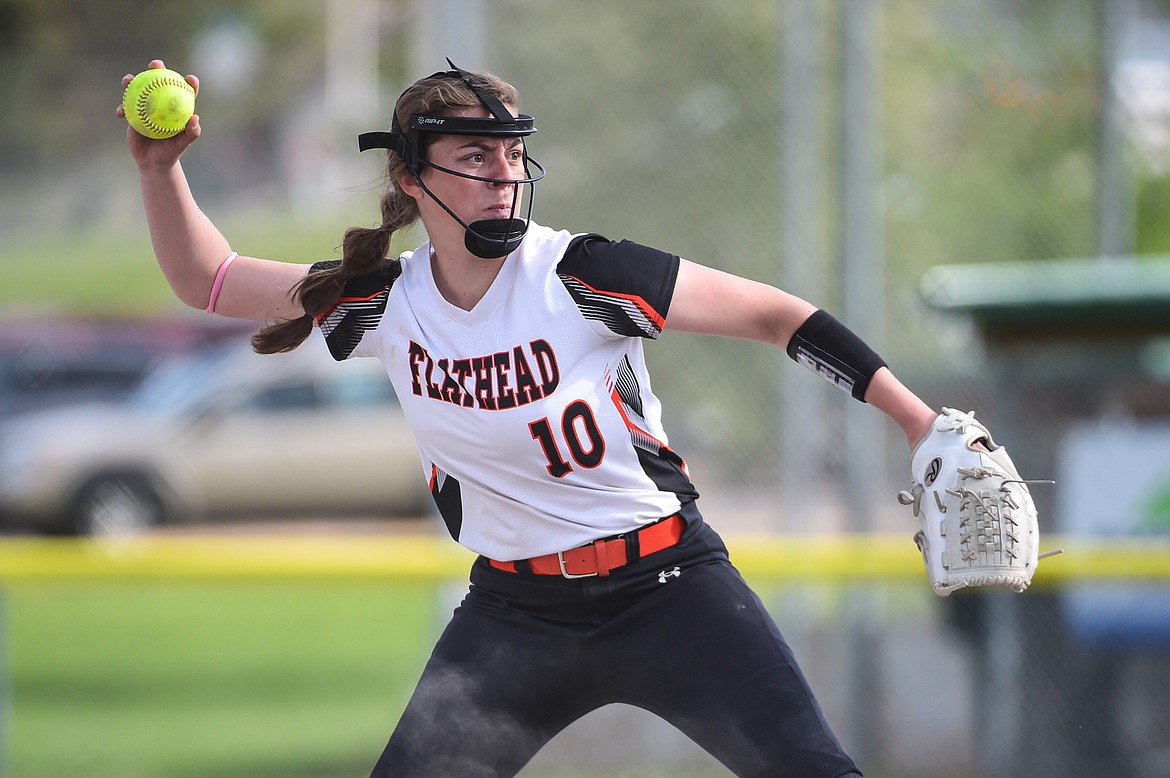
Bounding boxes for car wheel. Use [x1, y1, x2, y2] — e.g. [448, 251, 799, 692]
[69, 474, 165, 536]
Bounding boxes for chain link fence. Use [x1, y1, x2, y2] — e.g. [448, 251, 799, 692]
[478, 2, 1170, 776]
[4, 0, 1170, 775]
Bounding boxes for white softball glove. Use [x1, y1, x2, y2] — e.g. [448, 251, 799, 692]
[898, 407, 1058, 597]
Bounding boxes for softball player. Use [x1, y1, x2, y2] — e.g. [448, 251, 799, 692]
[121, 58, 938, 778]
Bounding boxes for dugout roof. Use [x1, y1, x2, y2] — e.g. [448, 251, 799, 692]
[920, 254, 1170, 343]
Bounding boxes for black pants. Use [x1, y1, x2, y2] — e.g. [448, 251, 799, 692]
[370, 508, 862, 778]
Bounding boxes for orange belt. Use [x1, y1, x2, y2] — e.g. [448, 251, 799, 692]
[488, 514, 685, 578]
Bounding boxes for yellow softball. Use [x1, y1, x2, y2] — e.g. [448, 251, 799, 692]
[122, 68, 195, 139]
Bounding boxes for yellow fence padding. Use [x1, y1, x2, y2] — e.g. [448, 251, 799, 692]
[0, 534, 1166, 585]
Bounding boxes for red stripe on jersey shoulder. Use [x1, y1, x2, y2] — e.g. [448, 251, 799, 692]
[561, 273, 667, 332]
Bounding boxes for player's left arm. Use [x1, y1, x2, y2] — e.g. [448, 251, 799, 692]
[667, 258, 935, 447]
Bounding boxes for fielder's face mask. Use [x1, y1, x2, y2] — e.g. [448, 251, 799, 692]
[357, 59, 546, 259]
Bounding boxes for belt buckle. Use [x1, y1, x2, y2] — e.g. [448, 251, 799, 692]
[557, 550, 598, 579]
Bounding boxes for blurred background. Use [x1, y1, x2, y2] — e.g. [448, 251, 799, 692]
[1, 0, 1169, 776]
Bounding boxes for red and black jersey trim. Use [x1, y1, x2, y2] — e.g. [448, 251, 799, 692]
[309, 259, 400, 361]
[429, 464, 464, 542]
[609, 355, 698, 503]
[556, 234, 678, 339]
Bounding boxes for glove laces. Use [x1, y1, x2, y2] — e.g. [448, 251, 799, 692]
[936, 407, 977, 433]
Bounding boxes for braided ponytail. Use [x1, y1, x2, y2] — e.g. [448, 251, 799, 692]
[250, 65, 520, 355]
[251, 170, 418, 354]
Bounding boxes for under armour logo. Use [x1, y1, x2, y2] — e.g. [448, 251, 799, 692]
[658, 567, 681, 584]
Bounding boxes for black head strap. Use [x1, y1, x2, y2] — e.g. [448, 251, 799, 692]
[443, 57, 513, 123]
[357, 130, 403, 154]
[355, 60, 544, 260]
[356, 59, 536, 173]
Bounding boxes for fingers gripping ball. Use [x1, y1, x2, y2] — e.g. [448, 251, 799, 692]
[122, 68, 195, 139]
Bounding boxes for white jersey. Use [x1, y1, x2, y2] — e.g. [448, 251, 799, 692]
[313, 222, 697, 560]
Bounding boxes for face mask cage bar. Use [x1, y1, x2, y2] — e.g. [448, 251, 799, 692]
[356, 59, 545, 258]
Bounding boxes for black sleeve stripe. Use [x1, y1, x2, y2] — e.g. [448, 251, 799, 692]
[559, 274, 666, 338]
[556, 234, 679, 339]
[309, 259, 400, 361]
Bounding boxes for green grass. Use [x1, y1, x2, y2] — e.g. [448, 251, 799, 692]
[2, 582, 744, 778]
[4, 581, 438, 778]
[1, 228, 169, 314]
[0, 211, 424, 314]
[0, 579, 960, 778]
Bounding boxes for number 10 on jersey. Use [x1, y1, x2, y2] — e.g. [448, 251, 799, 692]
[528, 400, 606, 477]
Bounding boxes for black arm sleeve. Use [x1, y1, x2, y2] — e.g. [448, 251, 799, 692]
[786, 309, 887, 402]
[555, 234, 679, 339]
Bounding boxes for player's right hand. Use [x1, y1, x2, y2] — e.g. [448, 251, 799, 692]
[118, 59, 201, 170]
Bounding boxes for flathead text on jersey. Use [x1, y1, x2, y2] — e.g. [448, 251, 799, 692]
[407, 339, 560, 410]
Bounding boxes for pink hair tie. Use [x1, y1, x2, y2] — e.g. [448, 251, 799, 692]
[204, 251, 239, 313]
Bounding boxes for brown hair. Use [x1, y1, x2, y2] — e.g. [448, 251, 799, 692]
[251, 67, 522, 354]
